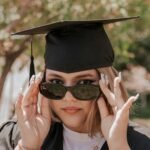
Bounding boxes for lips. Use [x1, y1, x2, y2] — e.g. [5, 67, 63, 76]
[62, 107, 81, 113]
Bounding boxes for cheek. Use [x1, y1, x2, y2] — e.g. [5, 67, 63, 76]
[49, 101, 61, 112]
[81, 101, 93, 115]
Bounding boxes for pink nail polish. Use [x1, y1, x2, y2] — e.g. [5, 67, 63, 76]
[118, 72, 122, 82]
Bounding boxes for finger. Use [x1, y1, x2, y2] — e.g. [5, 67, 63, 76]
[99, 79, 116, 107]
[18, 73, 43, 120]
[114, 72, 125, 109]
[40, 96, 51, 121]
[97, 96, 109, 120]
[30, 72, 43, 114]
[16, 90, 32, 122]
[122, 94, 139, 113]
[22, 75, 36, 107]
[22, 73, 42, 107]
[32, 72, 43, 95]
[21, 74, 42, 119]
[15, 91, 24, 126]
[32, 95, 38, 115]
[15, 91, 23, 116]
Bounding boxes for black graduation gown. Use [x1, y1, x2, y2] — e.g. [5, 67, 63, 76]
[42, 122, 150, 150]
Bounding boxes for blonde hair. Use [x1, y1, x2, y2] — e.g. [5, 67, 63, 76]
[50, 66, 129, 136]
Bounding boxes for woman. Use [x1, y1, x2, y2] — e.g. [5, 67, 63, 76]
[0, 16, 150, 150]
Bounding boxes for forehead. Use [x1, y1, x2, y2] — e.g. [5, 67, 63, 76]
[46, 69, 99, 78]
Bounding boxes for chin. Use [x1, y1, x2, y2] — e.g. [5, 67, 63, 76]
[61, 117, 86, 132]
[53, 110, 88, 132]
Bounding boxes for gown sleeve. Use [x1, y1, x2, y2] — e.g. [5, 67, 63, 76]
[101, 122, 150, 150]
[127, 122, 150, 150]
[0, 121, 21, 150]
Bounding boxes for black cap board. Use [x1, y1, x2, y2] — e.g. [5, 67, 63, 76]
[12, 16, 140, 77]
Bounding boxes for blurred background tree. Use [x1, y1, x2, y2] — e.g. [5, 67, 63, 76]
[0, 0, 150, 123]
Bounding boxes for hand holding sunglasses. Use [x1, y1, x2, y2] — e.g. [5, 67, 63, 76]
[15, 73, 51, 150]
[97, 73, 139, 149]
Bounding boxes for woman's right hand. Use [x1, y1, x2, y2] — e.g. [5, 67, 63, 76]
[15, 73, 51, 149]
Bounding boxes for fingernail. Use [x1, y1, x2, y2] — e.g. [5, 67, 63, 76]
[37, 72, 43, 79]
[18, 88, 23, 98]
[30, 75, 35, 80]
[118, 72, 122, 82]
[134, 93, 140, 102]
[105, 75, 109, 85]
[30, 75, 35, 83]
[101, 73, 105, 84]
[20, 88, 23, 93]
[38, 72, 43, 77]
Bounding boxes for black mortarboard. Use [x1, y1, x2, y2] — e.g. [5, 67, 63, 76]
[12, 16, 139, 78]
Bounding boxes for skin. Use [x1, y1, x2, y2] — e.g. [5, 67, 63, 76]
[46, 69, 99, 133]
[15, 69, 138, 150]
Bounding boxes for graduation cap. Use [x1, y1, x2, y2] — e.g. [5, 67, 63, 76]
[12, 16, 139, 79]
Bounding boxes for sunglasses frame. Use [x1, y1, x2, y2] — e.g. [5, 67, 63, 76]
[39, 82, 101, 100]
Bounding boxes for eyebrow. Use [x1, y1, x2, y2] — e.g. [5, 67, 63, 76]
[47, 73, 97, 80]
[47, 73, 62, 78]
[74, 74, 97, 79]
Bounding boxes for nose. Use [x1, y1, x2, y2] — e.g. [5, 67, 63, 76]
[63, 91, 77, 102]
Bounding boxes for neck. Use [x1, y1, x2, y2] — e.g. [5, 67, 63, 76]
[63, 124, 89, 133]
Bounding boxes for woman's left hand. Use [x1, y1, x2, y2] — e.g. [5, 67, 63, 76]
[97, 72, 139, 150]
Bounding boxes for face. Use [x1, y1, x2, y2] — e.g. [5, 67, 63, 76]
[45, 69, 99, 133]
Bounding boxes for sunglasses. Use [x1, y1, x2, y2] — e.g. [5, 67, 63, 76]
[39, 82, 102, 100]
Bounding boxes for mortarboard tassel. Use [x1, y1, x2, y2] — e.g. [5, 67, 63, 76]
[29, 36, 35, 80]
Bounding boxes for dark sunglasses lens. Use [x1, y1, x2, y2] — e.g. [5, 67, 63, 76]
[39, 83, 66, 99]
[72, 85, 100, 100]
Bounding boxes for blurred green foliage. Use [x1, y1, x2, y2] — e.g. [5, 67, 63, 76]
[128, 37, 150, 71]
[130, 95, 150, 118]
